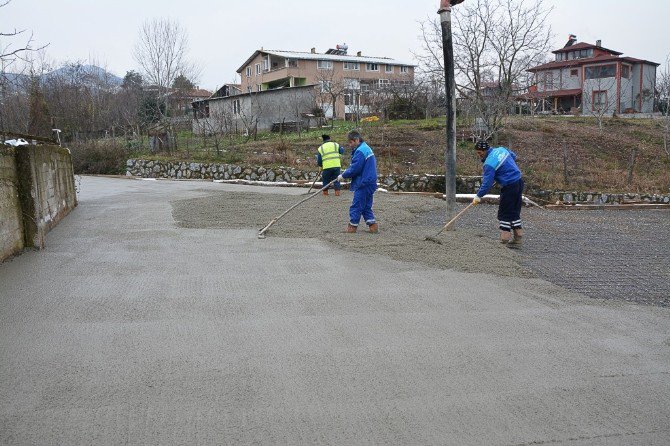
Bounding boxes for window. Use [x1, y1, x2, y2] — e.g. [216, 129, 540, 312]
[570, 69, 579, 77]
[385, 65, 394, 73]
[247, 86, 252, 93]
[257, 84, 262, 92]
[378, 79, 390, 88]
[400, 66, 409, 73]
[245, 66, 251, 77]
[543, 72, 554, 90]
[592, 90, 607, 111]
[366, 63, 379, 71]
[344, 78, 360, 90]
[286, 59, 298, 68]
[262, 59, 269, 71]
[621, 64, 630, 79]
[255, 63, 261, 75]
[319, 80, 332, 93]
[344, 61, 359, 70]
[233, 99, 241, 115]
[317, 60, 333, 70]
[585, 64, 616, 79]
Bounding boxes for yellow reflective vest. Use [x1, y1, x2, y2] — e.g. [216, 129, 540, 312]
[318, 141, 342, 169]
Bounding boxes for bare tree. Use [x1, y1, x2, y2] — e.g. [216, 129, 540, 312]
[315, 67, 346, 125]
[237, 92, 262, 141]
[0, 0, 47, 67]
[415, 0, 552, 140]
[582, 74, 618, 131]
[133, 18, 196, 120]
[658, 55, 670, 156]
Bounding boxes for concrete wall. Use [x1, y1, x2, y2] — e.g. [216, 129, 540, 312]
[0, 144, 77, 261]
[0, 147, 24, 260]
[193, 86, 316, 134]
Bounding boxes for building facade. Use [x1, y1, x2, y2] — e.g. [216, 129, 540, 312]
[236, 46, 415, 119]
[192, 85, 316, 135]
[527, 37, 658, 115]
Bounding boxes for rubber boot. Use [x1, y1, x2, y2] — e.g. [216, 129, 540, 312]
[345, 224, 357, 233]
[322, 190, 329, 196]
[334, 190, 341, 196]
[368, 223, 379, 233]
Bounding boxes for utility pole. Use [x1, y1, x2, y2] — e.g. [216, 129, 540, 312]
[438, 0, 464, 224]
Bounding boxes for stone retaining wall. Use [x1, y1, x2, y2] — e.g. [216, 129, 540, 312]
[126, 159, 670, 204]
[0, 145, 77, 261]
[0, 147, 24, 260]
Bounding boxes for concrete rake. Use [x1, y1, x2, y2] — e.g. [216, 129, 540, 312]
[258, 179, 336, 239]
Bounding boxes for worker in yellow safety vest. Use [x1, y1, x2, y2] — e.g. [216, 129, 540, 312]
[316, 134, 345, 196]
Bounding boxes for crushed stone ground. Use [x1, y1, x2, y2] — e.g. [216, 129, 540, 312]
[172, 190, 531, 278]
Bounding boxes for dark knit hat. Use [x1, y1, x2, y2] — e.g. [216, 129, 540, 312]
[475, 140, 490, 151]
[321, 134, 330, 141]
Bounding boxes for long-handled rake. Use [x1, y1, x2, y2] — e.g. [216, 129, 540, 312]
[305, 168, 322, 194]
[258, 179, 336, 239]
[424, 203, 475, 244]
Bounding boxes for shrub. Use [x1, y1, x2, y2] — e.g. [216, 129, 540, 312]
[69, 140, 129, 174]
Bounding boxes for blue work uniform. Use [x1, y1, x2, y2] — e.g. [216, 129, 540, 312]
[341, 141, 378, 227]
[476, 146, 524, 232]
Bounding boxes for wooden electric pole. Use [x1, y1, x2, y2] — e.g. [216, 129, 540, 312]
[438, 0, 463, 225]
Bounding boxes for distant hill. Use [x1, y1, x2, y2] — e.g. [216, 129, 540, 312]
[1, 65, 123, 91]
[42, 64, 123, 86]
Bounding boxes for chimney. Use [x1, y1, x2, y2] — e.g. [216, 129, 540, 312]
[357, 51, 362, 57]
[564, 34, 577, 48]
[311, 47, 316, 54]
[596, 39, 602, 47]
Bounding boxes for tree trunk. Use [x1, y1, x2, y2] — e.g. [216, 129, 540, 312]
[627, 148, 637, 185]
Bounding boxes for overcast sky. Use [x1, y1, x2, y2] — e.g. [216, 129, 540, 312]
[4, 0, 669, 90]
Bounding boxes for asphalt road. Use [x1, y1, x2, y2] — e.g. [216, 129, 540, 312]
[1, 176, 669, 445]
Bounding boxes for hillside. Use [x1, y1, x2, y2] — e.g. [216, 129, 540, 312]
[104, 116, 670, 194]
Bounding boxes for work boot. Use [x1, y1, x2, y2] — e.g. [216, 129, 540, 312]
[368, 223, 379, 233]
[500, 231, 512, 244]
[322, 190, 329, 196]
[345, 224, 357, 233]
[334, 190, 341, 196]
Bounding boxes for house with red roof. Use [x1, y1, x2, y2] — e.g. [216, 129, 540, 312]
[526, 36, 659, 115]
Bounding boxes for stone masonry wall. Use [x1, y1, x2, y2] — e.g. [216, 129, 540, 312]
[0, 147, 24, 260]
[126, 159, 670, 204]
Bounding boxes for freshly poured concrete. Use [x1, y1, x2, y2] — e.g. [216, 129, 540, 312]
[1, 176, 669, 445]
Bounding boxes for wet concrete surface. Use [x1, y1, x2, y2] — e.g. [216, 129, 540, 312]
[1, 177, 669, 445]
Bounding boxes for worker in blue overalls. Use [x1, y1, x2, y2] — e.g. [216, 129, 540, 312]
[338, 130, 378, 233]
[472, 140, 524, 244]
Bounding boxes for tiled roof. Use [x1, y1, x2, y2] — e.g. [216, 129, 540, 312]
[552, 42, 622, 56]
[529, 53, 660, 72]
[520, 88, 582, 99]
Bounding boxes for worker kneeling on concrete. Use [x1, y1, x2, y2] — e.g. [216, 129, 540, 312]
[316, 134, 344, 196]
[338, 130, 379, 233]
[472, 140, 524, 244]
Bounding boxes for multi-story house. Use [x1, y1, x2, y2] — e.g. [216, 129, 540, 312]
[236, 45, 415, 119]
[526, 36, 658, 115]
